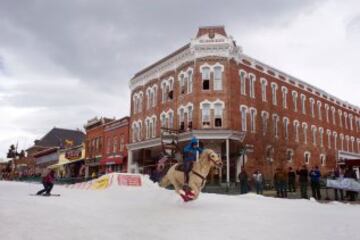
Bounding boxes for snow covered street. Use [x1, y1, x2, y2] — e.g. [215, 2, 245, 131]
[0, 175, 359, 240]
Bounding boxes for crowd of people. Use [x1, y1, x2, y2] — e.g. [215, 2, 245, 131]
[238, 165, 359, 201]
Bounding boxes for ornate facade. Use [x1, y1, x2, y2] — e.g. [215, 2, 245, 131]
[128, 26, 360, 182]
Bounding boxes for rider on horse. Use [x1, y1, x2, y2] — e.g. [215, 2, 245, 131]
[183, 137, 203, 190]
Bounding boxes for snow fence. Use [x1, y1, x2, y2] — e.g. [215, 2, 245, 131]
[64, 173, 155, 190]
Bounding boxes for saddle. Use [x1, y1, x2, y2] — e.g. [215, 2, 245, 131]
[175, 163, 186, 172]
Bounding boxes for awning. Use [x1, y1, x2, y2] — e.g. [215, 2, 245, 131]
[49, 158, 84, 169]
[100, 156, 124, 166]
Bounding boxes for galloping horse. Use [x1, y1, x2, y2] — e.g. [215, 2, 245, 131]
[159, 149, 223, 201]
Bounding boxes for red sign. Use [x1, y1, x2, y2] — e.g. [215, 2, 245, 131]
[65, 149, 82, 160]
[117, 174, 142, 186]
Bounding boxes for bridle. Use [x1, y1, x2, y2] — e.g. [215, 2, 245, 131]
[191, 152, 222, 187]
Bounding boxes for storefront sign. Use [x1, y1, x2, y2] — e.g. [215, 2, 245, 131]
[65, 148, 82, 160]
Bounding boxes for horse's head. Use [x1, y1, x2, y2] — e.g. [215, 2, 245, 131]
[200, 149, 223, 168]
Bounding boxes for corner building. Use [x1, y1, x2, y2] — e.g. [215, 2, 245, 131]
[128, 26, 360, 183]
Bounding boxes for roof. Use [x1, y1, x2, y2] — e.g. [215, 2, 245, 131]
[196, 25, 227, 38]
[28, 127, 85, 150]
[132, 43, 190, 80]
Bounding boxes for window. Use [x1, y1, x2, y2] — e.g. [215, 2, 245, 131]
[149, 121, 153, 139]
[240, 106, 248, 131]
[250, 108, 257, 132]
[304, 152, 310, 165]
[272, 114, 279, 137]
[145, 119, 150, 139]
[179, 108, 185, 130]
[137, 122, 142, 141]
[325, 104, 329, 122]
[345, 136, 350, 152]
[161, 114, 166, 128]
[311, 126, 317, 145]
[319, 128, 324, 147]
[152, 117, 157, 138]
[292, 91, 298, 112]
[113, 136, 118, 153]
[302, 123, 308, 144]
[120, 136, 125, 152]
[340, 134, 344, 150]
[266, 145, 274, 162]
[331, 107, 336, 125]
[202, 103, 211, 127]
[317, 101, 322, 120]
[310, 98, 315, 118]
[271, 83, 278, 105]
[240, 70, 247, 95]
[286, 149, 294, 162]
[188, 105, 193, 129]
[214, 103, 223, 127]
[320, 154, 326, 166]
[327, 130, 332, 149]
[169, 79, 174, 100]
[152, 87, 157, 107]
[214, 66, 223, 90]
[351, 137, 355, 152]
[202, 67, 210, 90]
[283, 117, 289, 139]
[301, 94, 306, 114]
[179, 74, 186, 95]
[106, 137, 111, 154]
[187, 70, 193, 94]
[281, 87, 288, 109]
[168, 112, 174, 129]
[349, 114, 353, 131]
[261, 111, 269, 136]
[333, 132, 338, 150]
[338, 110, 343, 128]
[249, 74, 256, 98]
[294, 121, 300, 142]
[344, 113, 348, 129]
[261, 78, 267, 102]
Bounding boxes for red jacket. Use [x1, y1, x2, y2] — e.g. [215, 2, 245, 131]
[43, 173, 55, 184]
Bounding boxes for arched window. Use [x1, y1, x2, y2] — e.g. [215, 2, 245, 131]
[249, 73, 256, 98]
[240, 105, 248, 131]
[261, 111, 269, 136]
[301, 94, 306, 114]
[214, 103, 224, 127]
[311, 125, 317, 145]
[320, 154, 326, 166]
[272, 114, 279, 137]
[309, 98, 315, 118]
[271, 83, 278, 106]
[327, 130, 332, 149]
[239, 70, 247, 96]
[187, 70, 193, 94]
[152, 117, 157, 138]
[283, 117, 289, 139]
[338, 110, 343, 128]
[331, 107, 336, 125]
[249, 108, 257, 132]
[202, 103, 211, 128]
[214, 66, 223, 90]
[202, 67, 210, 90]
[188, 105, 193, 130]
[281, 86, 288, 109]
[302, 123, 308, 144]
[317, 101, 322, 120]
[333, 132, 338, 150]
[261, 78, 268, 102]
[304, 151, 311, 165]
[293, 120, 300, 142]
[319, 128, 324, 147]
[292, 91, 298, 112]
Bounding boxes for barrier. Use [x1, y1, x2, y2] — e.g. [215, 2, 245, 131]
[65, 173, 142, 190]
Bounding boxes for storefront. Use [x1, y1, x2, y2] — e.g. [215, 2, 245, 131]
[338, 151, 360, 178]
[50, 145, 85, 178]
[99, 154, 126, 173]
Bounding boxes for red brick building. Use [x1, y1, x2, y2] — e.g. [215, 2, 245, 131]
[127, 26, 360, 183]
[84, 117, 129, 177]
[102, 117, 130, 172]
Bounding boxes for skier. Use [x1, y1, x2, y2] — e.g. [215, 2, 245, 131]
[37, 169, 55, 196]
[182, 137, 203, 191]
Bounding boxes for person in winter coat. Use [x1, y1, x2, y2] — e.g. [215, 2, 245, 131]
[344, 166, 357, 201]
[182, 137, 203, 190]
[309, 166, 322, 200]
[238, 167, 249, 194]
[253, 170, 264, 195]
[37, 170, 55, 196]
[332, 167, 344, 201]
[296, 165, 309, 199]
[274, 167, 287, 198]
[287, 167, 296, 192]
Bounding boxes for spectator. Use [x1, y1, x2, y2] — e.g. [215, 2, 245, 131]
[253, 170, 264, 195]
[332, 167, 344, 201]
[297, 165, 309, 199]
[238, 167, 249, 194]
[288, 167, 296, 192]
[274, 167, 287, 198]
[309, 166, 322, 200]
[344, 166, 357, 201]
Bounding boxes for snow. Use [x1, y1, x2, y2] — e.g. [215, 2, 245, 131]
[0, 174, 359, 240]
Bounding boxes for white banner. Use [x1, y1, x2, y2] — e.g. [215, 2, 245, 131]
[326, 178, 360, 192]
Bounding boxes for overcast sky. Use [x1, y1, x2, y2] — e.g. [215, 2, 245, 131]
[0, 0, 359, 159]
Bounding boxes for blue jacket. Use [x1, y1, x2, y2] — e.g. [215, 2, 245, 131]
[309, 169, 321, 183]
[183, 137, 203, 162]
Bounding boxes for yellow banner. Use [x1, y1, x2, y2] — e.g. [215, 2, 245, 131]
[91, 176, 110, 190]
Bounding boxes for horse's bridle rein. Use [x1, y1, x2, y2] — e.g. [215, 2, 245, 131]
[191, 152, 222, 187]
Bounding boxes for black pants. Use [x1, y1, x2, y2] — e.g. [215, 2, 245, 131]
[183, 161, 193, 185]
[288, 179, 296, 192]
[37, 182, 53, 195]
[311, 181, 321, 200]
[300, 182, 308, 199]
[334, 189, 344, 201]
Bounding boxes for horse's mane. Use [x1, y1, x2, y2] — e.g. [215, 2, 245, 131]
[198, 149, 212, 167]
